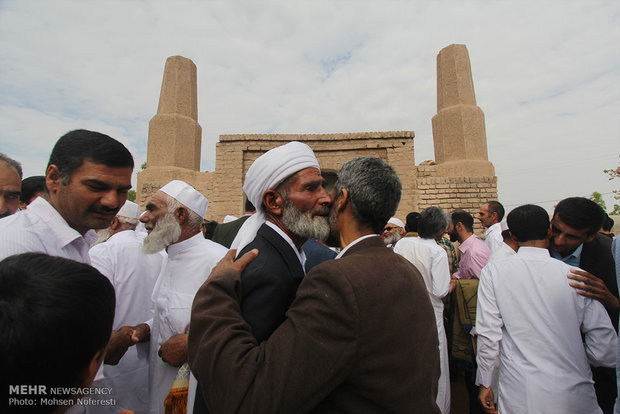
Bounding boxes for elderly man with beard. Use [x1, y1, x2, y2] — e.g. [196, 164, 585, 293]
[88, 200, 163, 414]
[192, 141, 332, 414]
[188, 156, 440, 413]
[382, 217, 405, 247]
[139, 180, 227, 414]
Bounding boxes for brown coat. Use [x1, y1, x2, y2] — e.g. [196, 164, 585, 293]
[188, 236, 440, 414]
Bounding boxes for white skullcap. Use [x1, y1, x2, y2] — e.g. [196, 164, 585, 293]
[230, 141, 320, 252]
[500, 219, 509, 232]
[223, 215, 238, 223]
[388, 217, 404, 229]
[117, 200, 140, 219]
[159, 180, 209, 218]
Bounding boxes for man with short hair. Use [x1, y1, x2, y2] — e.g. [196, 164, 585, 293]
[0, 152, 23, 218]
[382, 217, 405, 247]
[140, 180, 227, 414]
[188, 157, 441, 413]
[477, 200, 504, 253]
[476, 204, 617, 414]
[18, 175, 46, 209]
[0, 129, 134, 262]
[405, 211, 421, 237]
[0, 253, 116, 414]
[88, 200, 164, 413]
[549, 196, 619, 413]
[448, 210, 491, 280]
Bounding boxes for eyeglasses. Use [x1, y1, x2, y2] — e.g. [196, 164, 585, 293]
[383, 226, 396, 232]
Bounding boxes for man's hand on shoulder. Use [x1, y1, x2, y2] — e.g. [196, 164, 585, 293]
[212, 248, 259, 275]
[568, 269, 620, 311]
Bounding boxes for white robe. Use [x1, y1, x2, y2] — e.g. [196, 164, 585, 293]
[394, 236, 451, 414]
[89, 229, 164, 413]
[148, 233, 227, 414]
[476, 247, 617, 414]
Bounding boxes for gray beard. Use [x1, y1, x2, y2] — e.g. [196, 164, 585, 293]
[142, 212, 182, 254]
[383, 231, 402, 246]
[281, 200, 330, 242]
[92, 227, 113, 246]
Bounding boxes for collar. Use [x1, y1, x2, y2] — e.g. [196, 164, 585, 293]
[336, 234, 380, 259]
[266, 221, 307, 270]
[485, 222, 501, 235]
[517, 246, 551, 258]
[458, 234, 480, 254]
[550, 243, 583, 263]
[28, 197, 96, 248]
[106, 229, 138, 244]
[166, 232, 205, 257]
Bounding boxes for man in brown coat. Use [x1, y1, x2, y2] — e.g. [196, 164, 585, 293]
[188, 157, 440, 413]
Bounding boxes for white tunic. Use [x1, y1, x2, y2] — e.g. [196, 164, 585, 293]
[0, 196, 96, 262]
[149, 233, 227, 414]
[89, 229, 164, 413]
[393, 236, 451, 414]
[476, 247, 617, 414]
[484, 222, 503, 254]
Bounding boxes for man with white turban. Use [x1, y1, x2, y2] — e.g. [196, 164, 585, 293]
[193, 141, 332, 414]
[88, 200, 164, 413]
[139, 180, 227, 414]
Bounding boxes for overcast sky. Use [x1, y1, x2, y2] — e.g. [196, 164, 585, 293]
[1, 0, 618, 214]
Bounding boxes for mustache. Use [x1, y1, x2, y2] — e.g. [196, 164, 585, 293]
[312, 205, 331, 217]
[90, 205, 118, 214]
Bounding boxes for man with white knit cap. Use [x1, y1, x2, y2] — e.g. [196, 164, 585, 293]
[382, 216, 405, 247]
[139, 180, 227, 414]
[193, 141, 332, 414]
[88, 200, 164, 414]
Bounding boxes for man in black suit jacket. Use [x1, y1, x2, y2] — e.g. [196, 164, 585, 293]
[193, 141, 332, 413]
[549, 197, 618, 414]
[188, 157, 440, 413]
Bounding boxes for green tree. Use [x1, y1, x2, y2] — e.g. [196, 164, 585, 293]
[127, 190, 136, 202]
[589, 192, 607, 211]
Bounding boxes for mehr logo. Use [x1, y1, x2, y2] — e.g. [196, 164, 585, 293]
[9, 385, 47, 395]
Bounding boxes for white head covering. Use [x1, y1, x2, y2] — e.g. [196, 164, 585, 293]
[230, 141, 320, 252]
[159, 180, 209, 218]
[387, 217, 404, 229]
[117, 200, 140, 219]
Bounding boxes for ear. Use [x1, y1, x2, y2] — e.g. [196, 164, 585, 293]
[263, 190, 284, 216]
[509, 231, 519, 244]
[46, 164, 62, 194]
[109, 216, 120, 231]
[75, 349, 105, 389]
[175, 206, 189, 225]
[335, 189, 349, 213]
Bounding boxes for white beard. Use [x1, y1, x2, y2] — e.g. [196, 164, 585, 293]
[281, 199, 330, 242]
[142, 212, 182, 254]
[383, 231, 402, 246]
[92, 227, 113, 246]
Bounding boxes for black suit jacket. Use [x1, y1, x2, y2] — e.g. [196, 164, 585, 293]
[580, 233, 618, 330]
[237, 223, 306, 342]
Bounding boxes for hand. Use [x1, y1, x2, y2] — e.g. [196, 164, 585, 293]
[568, 269, 620, 311]
[158, 333, 188, 367]
[478, 385, 497, 414]
[449, 277, 457, 294]
[212, 248, 259, 275]
[129, 323, 150, 344]
[104, 326, 134, 365]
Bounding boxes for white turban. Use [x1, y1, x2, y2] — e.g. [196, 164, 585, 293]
[388, 217, 404, 229]
[230, 141, 320, 252]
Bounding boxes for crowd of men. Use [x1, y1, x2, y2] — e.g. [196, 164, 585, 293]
[0, 129, 618, 414]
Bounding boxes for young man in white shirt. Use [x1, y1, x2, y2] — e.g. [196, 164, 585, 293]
[476, 204, 617, 414]
[477, 200, 504, 253]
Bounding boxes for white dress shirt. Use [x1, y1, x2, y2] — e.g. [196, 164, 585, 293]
[394, 236, 451, 414]
[89, 229, 164, 413]
[0, 196, 97, 262]
[487, 241, 516, 263]
[149, 232, 227, 414]
[484, 222, 503, 254]
[476, 247, 617, 414]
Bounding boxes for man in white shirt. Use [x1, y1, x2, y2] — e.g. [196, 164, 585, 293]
[476, 204, 617, 414]
[0, 129, 134, 263]
[0, 153, 22, 218]
[487, 220, 517, 263]
[394, 206, 451, 414]
[477, 201, 504, 253]
[139, 180, 227, 414]
[88, 200, 164, 413]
